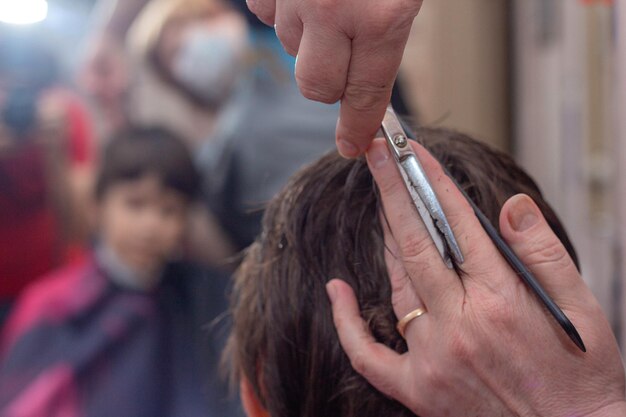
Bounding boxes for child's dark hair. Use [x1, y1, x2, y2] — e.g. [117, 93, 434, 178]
[96, 126, 200, 200]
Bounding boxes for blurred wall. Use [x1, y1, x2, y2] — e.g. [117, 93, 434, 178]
[616, 0, 626, 349]
[401, 0, 510, 151]
[513, 0, 621, 342]
[38, 0, 94, 72]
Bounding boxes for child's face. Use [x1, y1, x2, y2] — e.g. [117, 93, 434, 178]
[99, 174, 188, 275]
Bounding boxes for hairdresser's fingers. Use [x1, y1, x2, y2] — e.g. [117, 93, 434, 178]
[295, 24, 351, 106]
[274, 0, 302, 56]
[335, 7, 418, 158]
[499, 194, 591, 307]
[410, 142, 514, 290]
[246, 0, 276, 26]
[382, 216, 426, 321]
[367, 138, 462, 308]
[326, 279, 417, 408]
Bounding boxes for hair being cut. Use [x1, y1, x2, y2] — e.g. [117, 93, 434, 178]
[226, 127, 579, 417]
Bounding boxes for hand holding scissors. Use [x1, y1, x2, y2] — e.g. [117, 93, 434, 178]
[325, 108, 624, 416]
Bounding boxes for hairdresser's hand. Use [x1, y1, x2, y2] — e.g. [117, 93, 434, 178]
[247, 0, 423, 157]
[327, 138, 626, 417]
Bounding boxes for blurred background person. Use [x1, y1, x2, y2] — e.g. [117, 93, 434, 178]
[82, 0, 355, 262]
[125, 0, 249, 149]
[0, 127, 243, 417]
[0, 30, 96, 326]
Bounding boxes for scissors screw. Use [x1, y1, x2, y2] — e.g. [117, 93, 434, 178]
[393, 134, 408, 148]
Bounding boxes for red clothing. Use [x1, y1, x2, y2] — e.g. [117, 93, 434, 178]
[0, 255, 242, 417]
[0, 92, 94, 300]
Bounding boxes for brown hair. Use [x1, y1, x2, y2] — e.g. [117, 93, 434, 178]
[226, 127, 579, 417]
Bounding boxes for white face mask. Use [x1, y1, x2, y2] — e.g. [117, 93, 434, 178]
[171, 17, 248, 105]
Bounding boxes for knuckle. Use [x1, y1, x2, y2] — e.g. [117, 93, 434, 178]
[387, 0, 424, 19]
[245, 0, 257, 11]
[396, 0, 424, 15]
[332, 310, 347, 333]
[422, 363, 447, 393]
[248, 0, 274, 24]
[400, 232, 434, 264]
[343, 81, 390, 113]
[296, 76, 342, 104]
[331, 304, 358, 336]
[276, 36, 298, 57]
[389, 271, 412, 299]
[273, 22, 300, 56]
[524, 234, 572, 270]
[360, 1, 420, 36]
[246, 0, 261, 15]
[377, 172, 407, 197]
[447, 330, 476, 364]
[310, 0, 342, 15]
[349, 349, 370, 376]
[445, 211, 476, 243]
[480, 297, 515, 328]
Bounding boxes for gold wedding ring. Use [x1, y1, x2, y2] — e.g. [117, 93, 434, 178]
[396, 307, 427, 338]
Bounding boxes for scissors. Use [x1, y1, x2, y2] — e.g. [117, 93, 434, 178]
[379, 105, 586, 352]
[380, 105, 464, 269]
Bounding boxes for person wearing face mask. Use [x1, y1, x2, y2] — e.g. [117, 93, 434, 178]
[123, 0, 248, 149]
[168, 14, 247, 107]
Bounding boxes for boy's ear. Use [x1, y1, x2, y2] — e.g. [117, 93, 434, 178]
[240, 377, 270, 417]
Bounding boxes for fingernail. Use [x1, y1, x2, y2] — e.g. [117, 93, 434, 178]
[326, 281, 337, 304]
[508, 195, 539, 232]
[338, 139, 360, 158]
[366, 143, 389, 168]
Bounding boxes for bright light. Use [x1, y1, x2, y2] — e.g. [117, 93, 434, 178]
[0, 0, 48, 25]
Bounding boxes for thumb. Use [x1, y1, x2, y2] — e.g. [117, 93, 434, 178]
[499, 194, 586, 304]
[326, 279, 414, 406]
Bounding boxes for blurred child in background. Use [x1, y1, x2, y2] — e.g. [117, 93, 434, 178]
[0, 127, 242, 417]
[0, 32, 95, 326]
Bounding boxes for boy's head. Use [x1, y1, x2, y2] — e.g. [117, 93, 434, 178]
[227, 128, 579, 417]
[96, 126, 200, 275]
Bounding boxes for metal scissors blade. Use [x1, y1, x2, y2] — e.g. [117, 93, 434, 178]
[380, 105, 464, 269]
